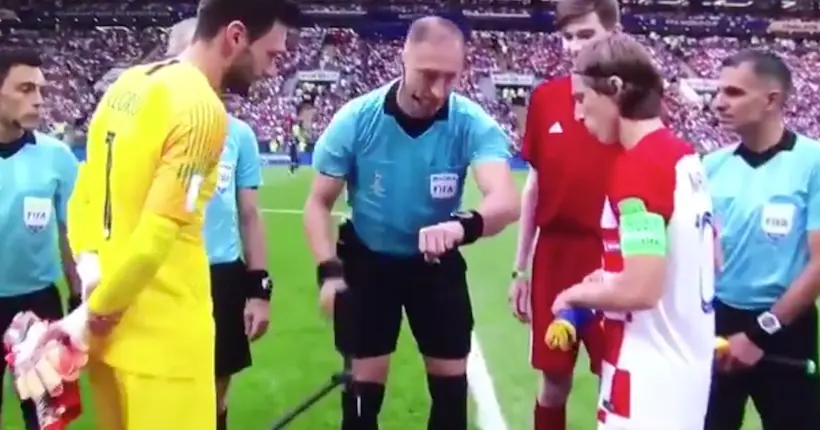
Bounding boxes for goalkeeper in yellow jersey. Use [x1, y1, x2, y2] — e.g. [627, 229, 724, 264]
[56, 1, 302, 429]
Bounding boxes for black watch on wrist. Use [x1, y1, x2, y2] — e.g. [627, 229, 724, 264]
[246, 269, 272, 301]
[451, 210, 484, 245]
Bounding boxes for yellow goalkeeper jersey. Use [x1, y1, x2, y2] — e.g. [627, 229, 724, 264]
[73, 59, 227, 377]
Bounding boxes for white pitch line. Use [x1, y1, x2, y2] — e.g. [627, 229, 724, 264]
[262, 207, 510, 430]
[468, 333, 509, 430]
[261, 208, 347, 217]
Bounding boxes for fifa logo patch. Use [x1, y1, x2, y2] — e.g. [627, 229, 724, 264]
[216, 162, 234, 194]
[760, 202, 795, 240]
[429, 173, 458, 199]
[22, 197, 52, 233]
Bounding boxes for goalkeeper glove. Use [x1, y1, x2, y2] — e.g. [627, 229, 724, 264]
[545, 308, 594, 351]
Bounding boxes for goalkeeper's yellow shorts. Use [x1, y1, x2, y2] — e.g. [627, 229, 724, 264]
[87, 360, 216, 430]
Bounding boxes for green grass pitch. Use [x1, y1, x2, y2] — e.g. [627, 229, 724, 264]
[2, 167, 770, 429]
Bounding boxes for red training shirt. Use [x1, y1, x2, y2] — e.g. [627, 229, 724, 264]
[521, 76, 621, 236]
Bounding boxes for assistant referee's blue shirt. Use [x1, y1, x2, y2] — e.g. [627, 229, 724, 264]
[204, 116, 262, 264]
[705, 131, 820, 309]
[312, 81, 510, 256]
[0, 131, 78, 297]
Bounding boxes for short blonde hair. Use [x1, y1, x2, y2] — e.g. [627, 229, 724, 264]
[574, 33, 663, 120]
[166, 17, 197, 57]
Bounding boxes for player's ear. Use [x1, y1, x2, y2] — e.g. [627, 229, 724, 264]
[766, 89, 784, 111]
[607, 76, 624, 97]
[225, 21, 248, 46]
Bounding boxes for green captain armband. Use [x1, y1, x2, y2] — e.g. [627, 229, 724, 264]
[617, 198, 667, 257]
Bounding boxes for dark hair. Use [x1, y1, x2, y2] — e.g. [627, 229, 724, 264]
[194, 0, 302, 42]
[0, 49, 42, 86]
[574, 33, 663, 120]
[556, 0, 620, 31]
[721, 50, 793, 98]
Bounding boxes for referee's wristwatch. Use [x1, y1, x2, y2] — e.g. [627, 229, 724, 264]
[757, 311, 783, 334]
[748, 311, 782, 346]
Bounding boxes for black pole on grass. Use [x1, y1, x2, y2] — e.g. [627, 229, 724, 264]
[269, 364, 352, 430]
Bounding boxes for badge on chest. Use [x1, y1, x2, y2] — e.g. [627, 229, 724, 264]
[429, 173, 459, 199]
[23, 197, 53, 233]
[760, 201, 796, 239]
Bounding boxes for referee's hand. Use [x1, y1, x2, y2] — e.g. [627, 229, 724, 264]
[319, 279, 347, 317]
[419, 221, 464, 257]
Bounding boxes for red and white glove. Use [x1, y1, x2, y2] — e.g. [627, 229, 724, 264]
[4, 307, 89, 430]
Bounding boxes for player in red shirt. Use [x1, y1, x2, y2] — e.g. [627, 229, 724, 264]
[508, 0, 621, 429]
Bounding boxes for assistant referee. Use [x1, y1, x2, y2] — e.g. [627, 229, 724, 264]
[705, 50, 820, 430]
[303, 16, 519, 430]
[0, 50, 79, 430]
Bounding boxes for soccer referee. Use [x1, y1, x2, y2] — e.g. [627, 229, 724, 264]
[0, 50, 79, 430]
[303, 17, 519, 430]
[705, 50, 820, 430]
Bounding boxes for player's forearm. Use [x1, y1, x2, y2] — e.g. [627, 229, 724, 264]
[239, 206, 268, 270]
[570, 277, 657, 312]
[771, 258, 820, 325]
[303, 196, 337, 262]
[87, 214, 178, 314]
[514, 170, 538, 270]
[58, 225, 81, 295]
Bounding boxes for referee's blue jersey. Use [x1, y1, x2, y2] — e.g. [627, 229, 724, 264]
[705, 131, 820, 309]
[0, 131, 78, 297]
[204, 116, 262, 265]
[313, 81, 510, 256]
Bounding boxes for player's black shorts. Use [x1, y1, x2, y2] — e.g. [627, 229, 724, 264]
[705, 299, 820, 430]
[211, 260, 252, 378]
[333, 221, 473, 360]
[0, 284, 63, 425]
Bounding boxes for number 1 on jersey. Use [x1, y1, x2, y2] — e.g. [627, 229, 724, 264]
[103, 131, 115, 239]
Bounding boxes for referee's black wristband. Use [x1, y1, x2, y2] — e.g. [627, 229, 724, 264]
[66, 294, 82, 313]
[317, 259, 344, 287]
[451, 210, 485, 245]
[246, 269, 272, 301]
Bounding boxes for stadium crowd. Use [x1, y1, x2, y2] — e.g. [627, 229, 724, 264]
[1, 3, 819, 153]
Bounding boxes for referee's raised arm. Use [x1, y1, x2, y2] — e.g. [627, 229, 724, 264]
[705, 50, 820, 430]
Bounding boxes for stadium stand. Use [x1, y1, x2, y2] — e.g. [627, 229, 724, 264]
[1, 1, 819, 155]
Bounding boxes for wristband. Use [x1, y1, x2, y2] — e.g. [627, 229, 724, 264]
[66, 294, 82, 313]
[317, 259, 344, 287]
[246, 269, 272, 301]
[451, 210, 484, 245]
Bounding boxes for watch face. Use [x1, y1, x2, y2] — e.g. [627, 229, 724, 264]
[759, 313, 779, 333]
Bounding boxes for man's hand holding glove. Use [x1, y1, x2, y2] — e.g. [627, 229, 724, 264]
[2, 252, 100, 429]
[545, 308, 594, 351]
[3, 307, 89, 430]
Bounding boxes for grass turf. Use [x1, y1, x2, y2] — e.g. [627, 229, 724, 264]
[2, 167, 771, 429]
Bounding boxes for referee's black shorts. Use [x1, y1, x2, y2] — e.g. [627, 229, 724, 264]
[211, 260, 253, 378]
[706, 299, 820, 430]
[333, 221, 474, 360]
[0, 284, 63, 422]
